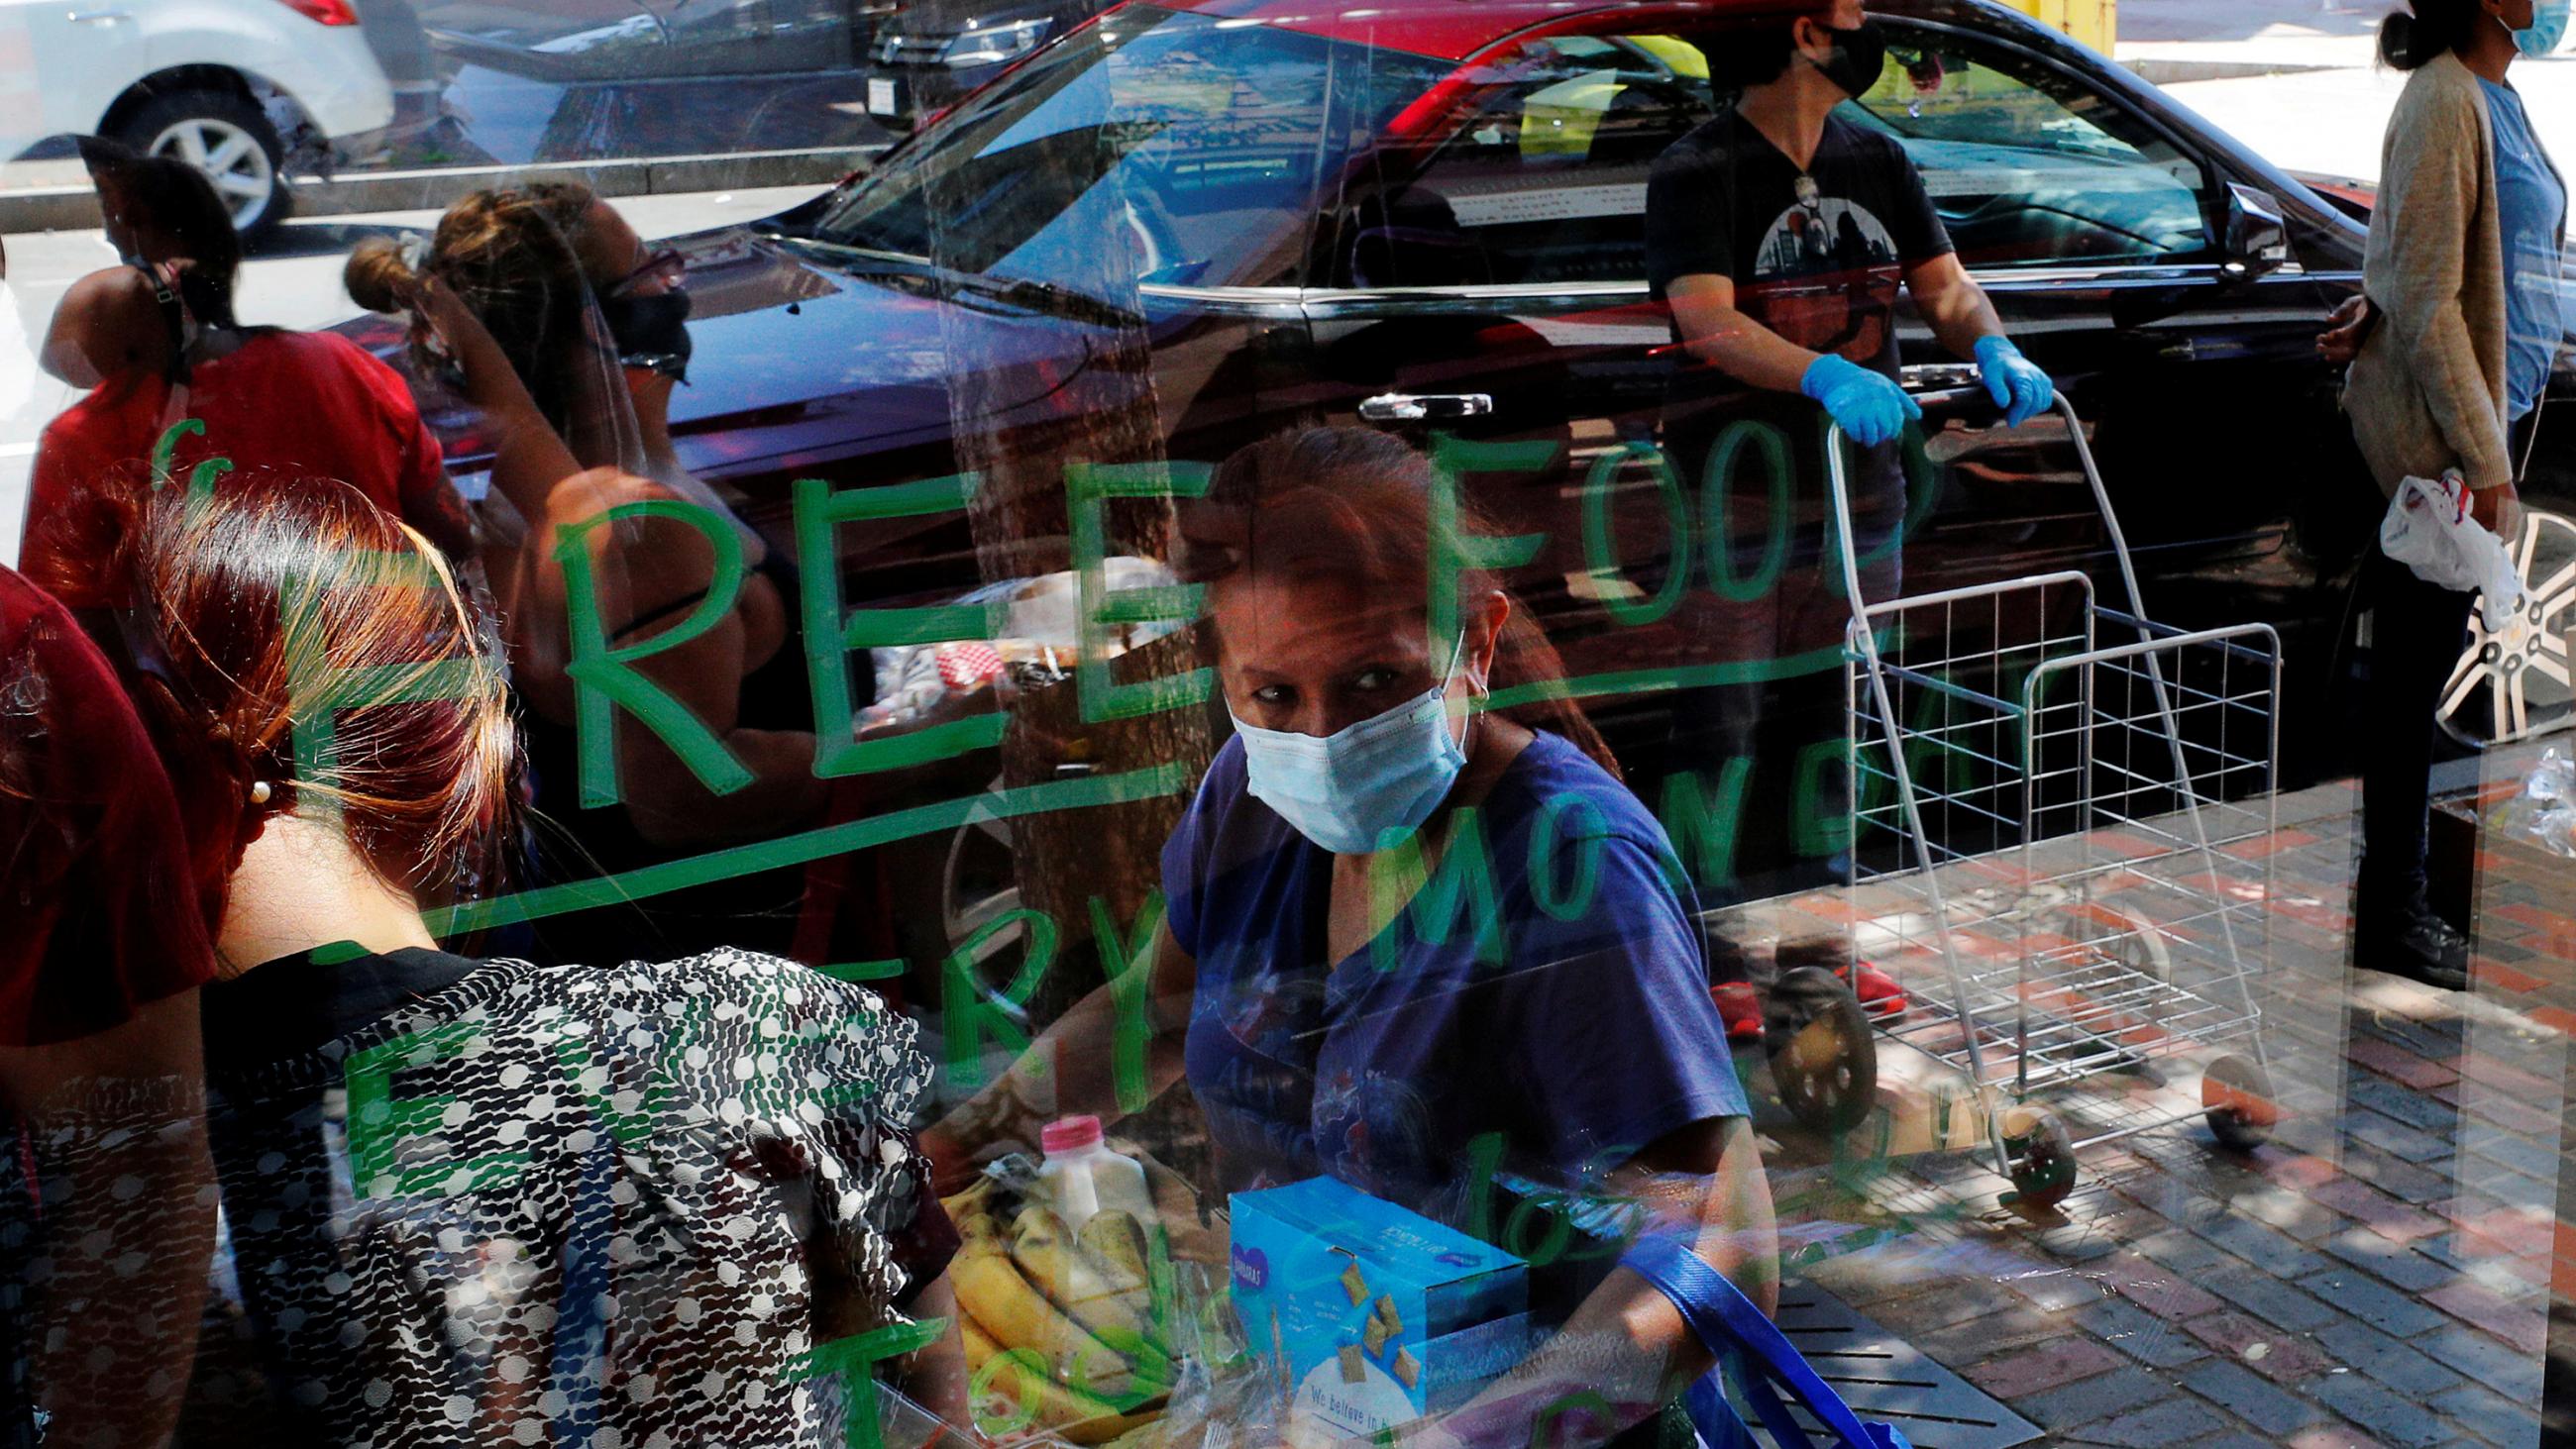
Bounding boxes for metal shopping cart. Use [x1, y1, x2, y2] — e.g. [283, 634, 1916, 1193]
[1824, 394, 2284, 1207]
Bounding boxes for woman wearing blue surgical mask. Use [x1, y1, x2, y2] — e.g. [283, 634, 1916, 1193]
[928, 428, 1775, 1448]
[2323, 0, 2566, 990]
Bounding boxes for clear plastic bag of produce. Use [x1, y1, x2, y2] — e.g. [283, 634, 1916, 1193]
[2490, 748, 2576, 858]
[937, 1146, 1264, 1447]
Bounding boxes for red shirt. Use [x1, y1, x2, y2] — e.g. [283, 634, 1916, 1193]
[26, 330, 468, 592]
[0, 566, 215, 1045]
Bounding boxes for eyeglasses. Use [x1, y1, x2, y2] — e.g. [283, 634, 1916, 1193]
[607, 248, 687, 298]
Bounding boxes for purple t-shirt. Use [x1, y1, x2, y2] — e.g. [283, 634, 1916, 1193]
[1163, 730, 1749, 1230]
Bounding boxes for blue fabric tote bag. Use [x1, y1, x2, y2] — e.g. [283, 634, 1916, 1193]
[1622, 1235, 1913, 1449]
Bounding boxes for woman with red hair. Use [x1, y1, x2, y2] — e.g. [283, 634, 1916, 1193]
[44, 471, 962, 1444]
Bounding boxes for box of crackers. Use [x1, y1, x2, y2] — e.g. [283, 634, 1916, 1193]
[1228, 1176, 1530, 1441]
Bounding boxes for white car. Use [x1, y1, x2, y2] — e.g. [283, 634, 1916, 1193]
[0, 0, 398, 241]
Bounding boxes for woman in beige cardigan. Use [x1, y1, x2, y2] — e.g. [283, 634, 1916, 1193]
[2330, 0, 2565, 988]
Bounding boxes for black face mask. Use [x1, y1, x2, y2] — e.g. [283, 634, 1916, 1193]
[1811, 18, 1888, 99]
[599, 288, 694, 382]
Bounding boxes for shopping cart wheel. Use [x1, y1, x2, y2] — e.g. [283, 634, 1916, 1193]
[2000, 1108, 2078, 1208]
[1766, 966, 1878, 1135]
[2202, 1054, 2278, 1152]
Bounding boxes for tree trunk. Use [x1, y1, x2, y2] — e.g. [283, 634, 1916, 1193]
[922, 99, 1218, 1187]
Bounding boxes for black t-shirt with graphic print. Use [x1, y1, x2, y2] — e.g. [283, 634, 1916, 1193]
[1646, 107, 1953, 382]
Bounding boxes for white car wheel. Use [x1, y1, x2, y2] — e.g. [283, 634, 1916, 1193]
[2437, 507, 2576, 747]
[148, 115, 279, 232]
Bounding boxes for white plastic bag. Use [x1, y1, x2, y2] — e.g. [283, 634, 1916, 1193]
[859, 558, 1185, 736]
[2381, 470, 2525, 631]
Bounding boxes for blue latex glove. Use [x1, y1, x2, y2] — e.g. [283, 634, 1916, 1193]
[1799, 353, 1921, 447]
[1974, 334, 2056, 427]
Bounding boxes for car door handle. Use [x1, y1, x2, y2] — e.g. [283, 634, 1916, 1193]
[67, 7, 130, 20]
[1357, 392, 1492, 423]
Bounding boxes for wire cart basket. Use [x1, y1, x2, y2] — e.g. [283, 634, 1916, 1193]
[1825, 395, 2284, 1206]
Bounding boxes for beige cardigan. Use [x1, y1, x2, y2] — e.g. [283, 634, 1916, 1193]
[2344, 51, 2515, 497]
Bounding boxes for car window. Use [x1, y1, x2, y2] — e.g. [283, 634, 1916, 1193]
[1326, 33, 1718, 288]
[812, 6, 1449, 289]
[1844, 34, 2213, 265]
[415, 0, 670, 81]
[643, 0, 860, 75]
[1326, 22, 2212, 290]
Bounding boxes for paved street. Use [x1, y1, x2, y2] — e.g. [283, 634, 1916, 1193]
[1723, 742, 2569, 1448]
[2163, 52, 2576, 184]
[2122, 0, 2576, 182]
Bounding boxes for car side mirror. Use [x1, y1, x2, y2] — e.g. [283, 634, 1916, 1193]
[2222, 182, 2290, 280]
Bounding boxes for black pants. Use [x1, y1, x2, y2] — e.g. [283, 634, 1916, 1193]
[2358, 542, 2475, 912]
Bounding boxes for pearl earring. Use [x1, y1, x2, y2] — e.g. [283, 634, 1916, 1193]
[249, 780, 273, 805]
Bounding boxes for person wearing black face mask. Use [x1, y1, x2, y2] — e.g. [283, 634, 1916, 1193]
[344, 187, 833, 968]
[600, 284, 694, 383]
[1647, 0, 2053, 445]
[1638, 0, 2056, 929]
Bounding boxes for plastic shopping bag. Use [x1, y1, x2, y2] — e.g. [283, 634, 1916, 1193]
[1624, 1236, 1912, 1449]
[2381, 471, 2525, 631]
[861, 559, 1184, 735]
[2491, 748, 2576, 858]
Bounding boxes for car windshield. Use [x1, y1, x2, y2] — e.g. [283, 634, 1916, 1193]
[1835, 36, 2214, 261]
[808, 5, 1449, 288]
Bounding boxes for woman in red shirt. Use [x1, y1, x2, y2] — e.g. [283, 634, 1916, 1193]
[24, 151, 472, 602]
[0, 563, 218, 1447]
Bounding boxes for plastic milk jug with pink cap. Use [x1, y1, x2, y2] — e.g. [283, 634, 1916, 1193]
[1037, 1115, 1153, 1230]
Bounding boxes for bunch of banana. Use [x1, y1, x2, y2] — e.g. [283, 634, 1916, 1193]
[941, 1181, 1177, 1443]
[958, 1312, 1159, 1444]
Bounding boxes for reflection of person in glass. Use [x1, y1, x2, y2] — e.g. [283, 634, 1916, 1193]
[26, 146, 475, 592]
[929, 429, 1775, 1447]
[1640, 0, 2056, 911]
[37, 470, 963, 1443]
[2320, 0, 2564, 989]
[347, 187, 905, 964]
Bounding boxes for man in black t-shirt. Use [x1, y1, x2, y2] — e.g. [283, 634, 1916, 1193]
[1640, 0, 2055, 908]
[1646, 0, 2053, 437]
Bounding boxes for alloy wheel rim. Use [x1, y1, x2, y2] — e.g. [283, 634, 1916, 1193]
[2438, 508, 2576, 747]
[148, 117, 274, 230]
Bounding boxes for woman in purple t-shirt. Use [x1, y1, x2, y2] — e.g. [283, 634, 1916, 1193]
[930, 427, 1775, 1448]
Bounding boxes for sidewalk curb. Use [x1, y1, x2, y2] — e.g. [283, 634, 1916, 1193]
[2121, 57, 2343, 83]
[0, 143, 888, 237]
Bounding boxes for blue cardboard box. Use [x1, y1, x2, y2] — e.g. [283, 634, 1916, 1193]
[1229, 1176, 1530, 1439]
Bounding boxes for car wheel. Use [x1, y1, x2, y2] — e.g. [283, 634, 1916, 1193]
[2436, 506, 2576, 748]
[117, 87, 289, 244]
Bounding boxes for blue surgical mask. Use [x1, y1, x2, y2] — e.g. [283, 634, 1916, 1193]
[2516, 0, 2567, 56]
[1232, 636, 1471, 855]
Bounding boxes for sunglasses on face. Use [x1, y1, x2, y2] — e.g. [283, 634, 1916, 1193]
[607, 248, 687, 298]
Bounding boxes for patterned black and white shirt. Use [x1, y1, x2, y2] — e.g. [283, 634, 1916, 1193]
[178, 945, 952, 1447]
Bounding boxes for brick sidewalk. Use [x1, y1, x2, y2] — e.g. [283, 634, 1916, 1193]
[1735, 757, 2567, 1447]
